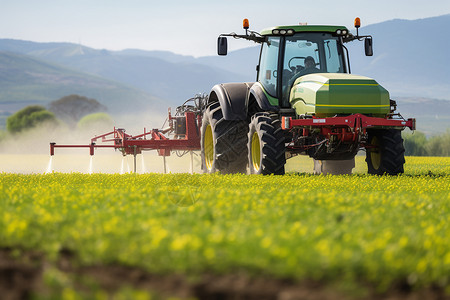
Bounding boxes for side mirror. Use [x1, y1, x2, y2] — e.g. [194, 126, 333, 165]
[218, 36, 228, 56]
[365, 37, 373, 56]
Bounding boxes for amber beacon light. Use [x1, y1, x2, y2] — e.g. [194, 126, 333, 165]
[243, 18, 249, 30]
[354, 17, 361, 28]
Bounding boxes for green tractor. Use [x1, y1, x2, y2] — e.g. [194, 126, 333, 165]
[201, 18, 415, 175]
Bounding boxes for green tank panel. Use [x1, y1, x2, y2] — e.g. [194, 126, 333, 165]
[289, 73, 390, 118]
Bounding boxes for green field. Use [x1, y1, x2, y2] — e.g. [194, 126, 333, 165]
[1, 156, 449, 299]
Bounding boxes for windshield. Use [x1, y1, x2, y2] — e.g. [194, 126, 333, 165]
[258, 32, 346, 106]
[281, 32, 345, 105]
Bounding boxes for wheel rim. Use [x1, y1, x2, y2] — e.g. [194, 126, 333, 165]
[204, 124, 214, 171]
[370, 136, 381, 170]
[251, 132, 261, 172]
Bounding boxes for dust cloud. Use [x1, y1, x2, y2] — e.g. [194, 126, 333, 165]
[0, 109, 202, 174]
[0, 108, 360, 174]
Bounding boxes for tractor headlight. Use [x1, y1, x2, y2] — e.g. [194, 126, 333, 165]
[335, 29, 348, 36]
[272, 28, 295, 35]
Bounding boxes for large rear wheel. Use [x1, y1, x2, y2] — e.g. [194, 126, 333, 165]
[200, 102, 248, 174]
[366, 129, 405, 175]
[248, 113, 286, 175]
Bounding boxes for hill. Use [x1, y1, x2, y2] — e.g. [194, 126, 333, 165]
[346, 14, 450, 100]
[197, 46, 260, 81]
[0, 14, 449, 133]
[0, 51, 164, 114]
[0, 39, 248, 105]
[395, 97, 450, 136]
[3, 14, 448, 102]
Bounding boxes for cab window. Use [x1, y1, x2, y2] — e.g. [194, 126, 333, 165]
[258, 37, 280, 97]
[281, 33, 345, 105]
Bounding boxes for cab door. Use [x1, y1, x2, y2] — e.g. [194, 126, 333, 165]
[257, 36, 281, 104]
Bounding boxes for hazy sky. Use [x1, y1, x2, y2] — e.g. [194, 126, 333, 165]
[1, 0, 449, 57]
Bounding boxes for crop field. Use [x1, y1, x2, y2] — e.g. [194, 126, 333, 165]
[1, 156, 449, 299]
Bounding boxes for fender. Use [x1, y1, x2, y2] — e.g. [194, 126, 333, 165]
[209, 82, 280, 120]
[249, 82, 280, 112]
[209, 82, 255, 120]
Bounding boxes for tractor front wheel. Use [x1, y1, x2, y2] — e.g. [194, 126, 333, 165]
[366, 129, 405, 175]
[248, 113, 286, 175]
[201, 102, 248, 174]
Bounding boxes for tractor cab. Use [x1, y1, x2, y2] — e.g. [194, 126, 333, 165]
[257, 26, 350, 107]
[218, 19, 374, 109]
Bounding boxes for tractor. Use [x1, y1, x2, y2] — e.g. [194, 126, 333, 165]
[200, 18, 415, 175]
[50, 18, 415, 176]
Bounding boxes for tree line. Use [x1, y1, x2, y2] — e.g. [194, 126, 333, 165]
[402, 130, 450, 156]
[2, 95, 112, 136]
[1, 96, 449, 157]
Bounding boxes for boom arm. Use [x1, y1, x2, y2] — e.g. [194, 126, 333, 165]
[219, 31, 266, 44]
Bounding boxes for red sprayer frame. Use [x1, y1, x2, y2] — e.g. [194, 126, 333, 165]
[281, 113, 415, 132]
[281, 113, 415, 153]
[50, 111, 201, 157]
[49, 102, 415, 173]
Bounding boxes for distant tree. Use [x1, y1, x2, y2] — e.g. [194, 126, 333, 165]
[77, 112, 114, 132]
[48, 95, 106, 127]
[0, 130, 6, 142]
[426, 129, 450, 156]
[6, 105, 57, 133]
[403, 131, 428, 156]
[402, 130, 450, 156]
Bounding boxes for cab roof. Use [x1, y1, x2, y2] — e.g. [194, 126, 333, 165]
[260, 25, 349, 36]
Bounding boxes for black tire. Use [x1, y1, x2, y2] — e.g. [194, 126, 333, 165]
[200, 102, 248, 174]
[366, 129, 405, 175]
[248, 113, 286, 175]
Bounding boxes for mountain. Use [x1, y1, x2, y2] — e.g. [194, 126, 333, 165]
[0, 39, 249, 105]
[395, 97, 450, 136]
[344, 14, 450, 99]
[1, 14, 449, 103]
[197, 46, 260, 81]
[55, 53, 245, 105]
[116, 49, 195, 63]
[0, 14, 449, 133]
[0, 51, 164, 114]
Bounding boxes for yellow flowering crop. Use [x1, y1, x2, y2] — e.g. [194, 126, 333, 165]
[0, 156, 449, 295]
